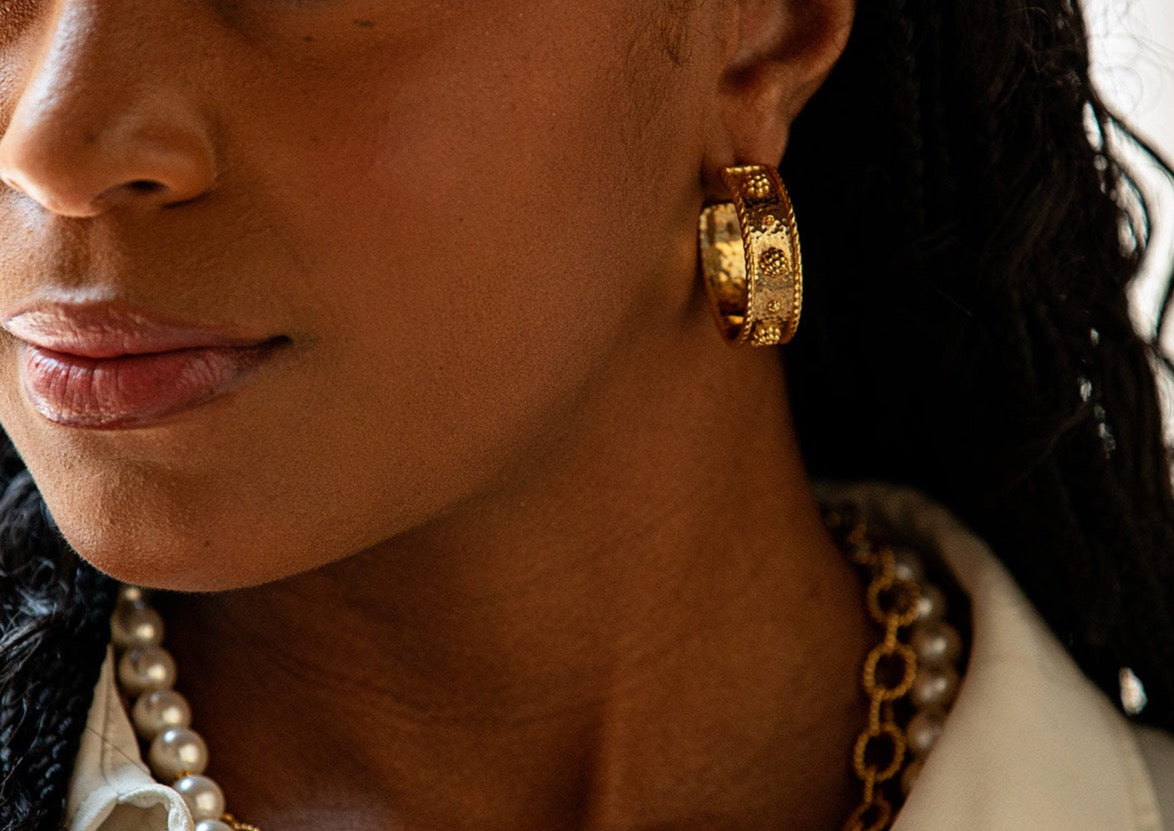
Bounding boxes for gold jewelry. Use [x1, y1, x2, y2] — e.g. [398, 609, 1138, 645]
[824, 508, 966, 831]
[698, 164, 803, 346]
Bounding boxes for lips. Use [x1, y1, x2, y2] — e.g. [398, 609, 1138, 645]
[4, 306, 284, 429]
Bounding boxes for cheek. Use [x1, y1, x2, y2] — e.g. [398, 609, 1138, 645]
[2, 5, 710, 590]
[241, 16, 701, 469]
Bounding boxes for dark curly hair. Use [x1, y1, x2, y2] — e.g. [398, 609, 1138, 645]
[785, 0, 1174, 729]
[2, 0, 1174, 829]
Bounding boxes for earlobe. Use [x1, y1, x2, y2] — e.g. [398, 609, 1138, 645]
[703, 0, 855, 186]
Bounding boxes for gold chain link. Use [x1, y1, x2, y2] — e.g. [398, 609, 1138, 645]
[222, 813, 262, 831]
[826, 511, 921, 831]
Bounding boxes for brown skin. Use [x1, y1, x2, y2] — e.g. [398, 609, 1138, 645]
[0, 0, 864, 827]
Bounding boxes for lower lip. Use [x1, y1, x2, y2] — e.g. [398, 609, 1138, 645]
[18, 342, 277, 429]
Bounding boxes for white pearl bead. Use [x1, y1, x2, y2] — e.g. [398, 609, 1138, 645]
[119, 585, 148, 605]
[149, 727, 209, 781]
[118, 646, 178, 696]
[132, 689, 192, 740]
[910, 621, 963, 667]
[910, 666, 960, 712]
[174, 775, 226, 821]
[194, 821, 234, 831]
[914, 584, 947, 624]
[891, 547, 924, 584]
[111, 604, 165, 649]
[906, 710, 944, 757]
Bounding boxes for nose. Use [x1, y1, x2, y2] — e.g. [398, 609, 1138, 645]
[0, 6, 218, 218]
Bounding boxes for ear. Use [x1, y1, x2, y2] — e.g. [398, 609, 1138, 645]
[702, 0, 854, 194]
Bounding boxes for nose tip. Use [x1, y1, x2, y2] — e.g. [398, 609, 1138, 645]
[0, 102, 218, 218]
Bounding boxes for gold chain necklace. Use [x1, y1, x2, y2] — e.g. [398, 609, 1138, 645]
[825, 507, 966, 831]
[109, 513, 965, 831]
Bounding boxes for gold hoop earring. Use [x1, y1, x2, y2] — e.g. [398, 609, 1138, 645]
[698, 165, 803, 347]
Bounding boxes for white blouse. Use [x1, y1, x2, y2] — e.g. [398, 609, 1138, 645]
[65, 483, 1174, 830]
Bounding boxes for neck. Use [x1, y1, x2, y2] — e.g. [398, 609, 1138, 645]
[161, 316, 872, 830]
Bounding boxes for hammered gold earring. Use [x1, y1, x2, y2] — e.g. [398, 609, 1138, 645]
[699, 165, 803, 347]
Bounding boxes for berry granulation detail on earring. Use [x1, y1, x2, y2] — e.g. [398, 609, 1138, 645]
[699, 164, 803, 347]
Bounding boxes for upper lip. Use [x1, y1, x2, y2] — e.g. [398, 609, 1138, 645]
[2, 303, 275, 359]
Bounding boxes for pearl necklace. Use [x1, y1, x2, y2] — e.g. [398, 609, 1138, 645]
[110, 514, 965, 831]
[110, 585, 259, 831]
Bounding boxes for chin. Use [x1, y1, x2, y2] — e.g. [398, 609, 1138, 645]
[62, 525, 269, 593]
[43, 491, 304, 593]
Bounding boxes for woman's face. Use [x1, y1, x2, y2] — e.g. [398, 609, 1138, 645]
[0, 0, 742, 588]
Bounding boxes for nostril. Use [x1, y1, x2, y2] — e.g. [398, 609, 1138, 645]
[91, 178, 171, 210]
[126, 180, 165, 195]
